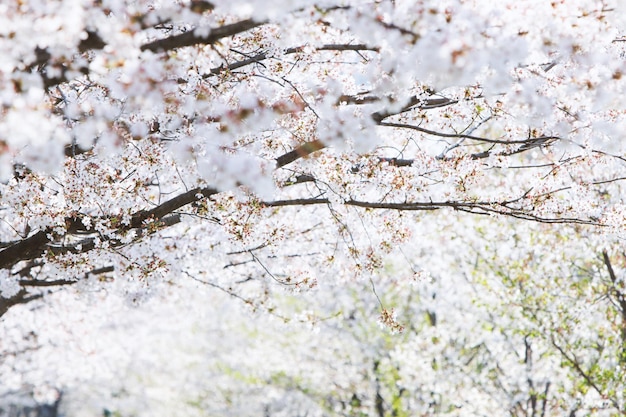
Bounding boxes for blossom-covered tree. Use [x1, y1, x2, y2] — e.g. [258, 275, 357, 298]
[1, 0, 626, 415]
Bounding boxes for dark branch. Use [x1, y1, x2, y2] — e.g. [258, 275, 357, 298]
[19, 279, 78, 287]
[276, 140, 325, 168]
[274, 96, 457, 169]
[378, 157, 415, 167]
[261, 197, 601, 225]
[551, 336, 621, 412]
[0, 289, 43, 318]
[78, 30, 107, 53]
[141, 19, 264, 52]
[379, 121, 559, 146]
[206, 43, 378, 77]
[0, 231, 50, 270]
[130, 187, 217, 227]
[602, 251, 626, 350]
[603, 251, 618, 283]
[371, 95, 456, 123]
[19, 265, 114, 287]
[0, 188, 217, 272]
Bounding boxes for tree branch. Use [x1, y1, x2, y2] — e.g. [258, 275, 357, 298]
[379, 121, 559, 146]
[261, 197, 601, 225]
[0, 188, 217, 272]
[0, 231, 50, 270]
[274, 95, 457, 168]
[141, 19, 264, 52]
[28, 16, 262, 90]
[602, 251, 626, 357]
[206, 44, 379, 77]
[130, 187, 218, 228]
[19, 279, 78, 287]
[551, 336, 621, 412]
[276, 140, 325, 168]
[0, 289, 43, 317]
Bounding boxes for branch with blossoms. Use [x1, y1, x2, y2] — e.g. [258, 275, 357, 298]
[0, 84, 596, 275]
[0, 187, 217, 270]
[2, 1, 622, 321]
[0, 83, 608, 317]
[205, 44, 380, 77]
[0, 181, 603, 272]
[261, 197, 601, 226]
[0, 167, 603, 319]
[0, 265, 114, 317]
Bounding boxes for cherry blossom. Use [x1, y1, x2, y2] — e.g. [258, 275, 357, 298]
[1, 0, 626, 415]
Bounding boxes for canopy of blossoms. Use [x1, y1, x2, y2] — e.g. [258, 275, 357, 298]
[1, 1, 625, 416]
